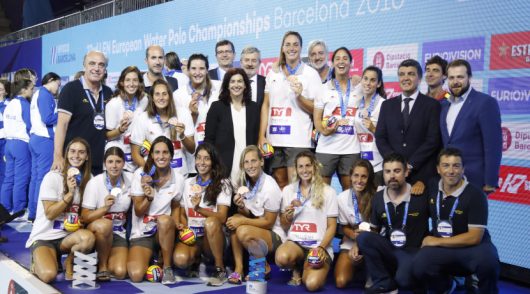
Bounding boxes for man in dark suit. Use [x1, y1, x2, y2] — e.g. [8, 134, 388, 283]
[441, 59, 502, 193]
[208, 39, 235, 81]
[240, 46, 265, 118]
[143, 45, 179, 93]
[375, 59, 441, 194]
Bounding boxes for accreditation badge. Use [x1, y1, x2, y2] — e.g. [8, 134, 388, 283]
[390, 229, 406, 248]
[437, 220, 453, 238]
[93, 113, 105, 130]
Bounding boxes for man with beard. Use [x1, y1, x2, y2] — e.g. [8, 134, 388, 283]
[209, 40, 235, 81]
[440, 59, 501, 193]
[307, 40, 332, 84]
[357, 153, 428, 293]
[240, 46, 265, 117]
[143, 45, 179, 93]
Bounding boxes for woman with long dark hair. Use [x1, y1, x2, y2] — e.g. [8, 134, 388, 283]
[205, 68, 259, 181]
[334, 159, 376, 288]
[81, 147, 133, 281]
[127, 136, 185, 285]
[26, 138, 94, 283]
[174, 142, 232, 287]
[105, 66, 148, 172]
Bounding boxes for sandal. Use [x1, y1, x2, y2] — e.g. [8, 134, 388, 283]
[96, 271, 111, 282]
[227, 272, 242, 285]
[287, 276, 302, 286]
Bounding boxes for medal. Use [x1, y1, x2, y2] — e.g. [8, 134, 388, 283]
[111, 187, 122, 197]
[237, 186, 250, 199]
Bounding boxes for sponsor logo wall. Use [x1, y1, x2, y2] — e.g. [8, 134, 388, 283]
[28, 0, 530, 270]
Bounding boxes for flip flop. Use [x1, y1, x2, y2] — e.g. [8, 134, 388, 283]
[96, 271, 111, 282]
[227, 272, 242, 285]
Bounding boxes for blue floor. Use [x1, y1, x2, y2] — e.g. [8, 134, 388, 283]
[1, 223, 529, 293]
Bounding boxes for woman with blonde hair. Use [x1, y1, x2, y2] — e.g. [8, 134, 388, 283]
[275, 151, 338, 291]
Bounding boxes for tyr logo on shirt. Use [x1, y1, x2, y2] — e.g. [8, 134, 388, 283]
[188, 207, 212, 218]
[332, 107, 356, 117]
[196, 122, 205, 133]
[291, 222, 317, 232]
[104, 212, 126, 220]
[69, 205, 80, 214]
[271, 107, 292, 117]
[358, 133, 374, 142]
[173, 140, 182, 150]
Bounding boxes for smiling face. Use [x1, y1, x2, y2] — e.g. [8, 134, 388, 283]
[243, 150, 263, 180]
[67, 142, 88, 168]
[296, 156, 314, 183]
[195, 149, 212, 177]
[362, 69, 381, 97]
[151, 141, 171, 169]
[145, 47, 164, 75]
[437, 155, 465, 188]
[398, 66, 420, 96]
[309, 44, 328, 70]
[105, 154, 125, 178]
[447, 65, 470, 97]
[122, 71, 139, 97]
[241, 52, 260, 78]
[152, 84, 170, 110]
[83, 52, 107, 84]
[332, 49, 351, 77]
[282, 34, 302, 64]
[425, 63, 446, 88]
[351, 166, 369, 194]
[228, 74, 246, 99]
[216, 44, 235, 69]
[188, 59, 207, 87]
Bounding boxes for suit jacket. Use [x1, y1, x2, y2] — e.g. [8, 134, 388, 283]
[208, 68, 220, 81]
[375, 93, 441, 184]
[255, 74, 266, 120]
[204, 100, 259, 175]
[440, 88, 502, 188]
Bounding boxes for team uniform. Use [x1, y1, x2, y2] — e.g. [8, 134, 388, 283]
[352, 94, 385, 173]
[1, 96, 31, 215]
[281, 183, 338, 259]
[0, 99, 8, 204]
[265, 63, 321, 167]
[413, 179, 500, 293]
[105, 95, 148, 172]
[129, 109, 194, 176]
[357, 185, 428, 291]
[82, 172, 133, 246]
[314, 81, 362, 176]
[129, 168, 184, 247]
[337, 188, 366, 250]
[180, 177, 231, 238]
[240, 173, 285, 248]
[28, 87, 58, 220]
[169, 71, 190, 90]
[26, 171, 84, 249]
[173, 83, 220, 173]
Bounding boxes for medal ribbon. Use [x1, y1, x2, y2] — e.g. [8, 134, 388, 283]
[285, 62, 301, 76]
[123, 96, 138, 111]
[351, 189, 363, 224]
[197, 175, 212, 187]
[359, 93, 378, 118]
[105, 172, 122, 192]
[84, 89, 105, 114]
[245, 172, 263, 201]
[334, 79, 352, 118]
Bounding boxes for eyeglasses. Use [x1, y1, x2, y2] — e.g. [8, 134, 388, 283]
[216, 50, 233, 55]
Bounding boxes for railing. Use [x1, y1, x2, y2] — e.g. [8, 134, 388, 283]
[0, 0, 171, 48]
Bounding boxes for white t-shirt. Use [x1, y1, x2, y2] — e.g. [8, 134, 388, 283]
[173, 83, 220, 171]
[314, 81, 362, 154]
[171, 72, 190, 90]
[230, 104, 246, 182]
[180, 177, 232, 237]
[281, 182, 338, 259]
[26, 171, 83, 247]
[129, 168, 184, 239]
[353, 95, 384, 172]
[129, 110, 194, 176]
[82, 172, 133, 239]
[265, 63, 321, 148]
[239, 173, 286, 241]
[337, 188, 365, 250]
[105, 95, 148, 172]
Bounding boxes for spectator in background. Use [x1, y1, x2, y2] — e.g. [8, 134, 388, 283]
[209, 39, 236, 81]
[165, 51, 190, 90]
[143, 45, 179, 93]
[307, 40, 332, 84]
[425, 56, 449, 101]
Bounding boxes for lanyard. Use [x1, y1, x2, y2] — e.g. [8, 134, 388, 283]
[84, 89, 104, 114]
[285, 62, 301, 76]
[188, 82, 205, 98]
[351, 189, 362, 224]
[154, 114, 170, 129]
[334, 79, 352, 117]
[197, 175, 212, 187]
[245, 172, 263, 201]
[436, 191, 460, 221]
[384, 200, 409, 231]
[359, 93, 378, 118]
[105, 172, 122, 192]
[123, 96, 137, 111]
[296, 182, 312, 208]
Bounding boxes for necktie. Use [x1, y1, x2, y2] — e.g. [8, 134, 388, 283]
[402, 97, 412, 127]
